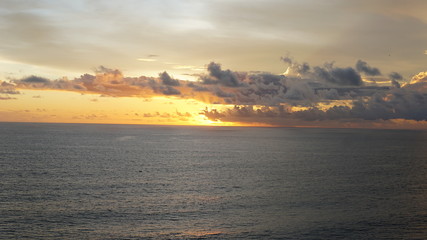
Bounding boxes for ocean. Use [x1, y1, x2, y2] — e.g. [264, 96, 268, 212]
[1, 122, 426, 239]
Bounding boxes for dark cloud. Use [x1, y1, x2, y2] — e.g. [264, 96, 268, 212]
[203, 86, 427, 125]
[296, 62, 311, 75]
[389, 72, 403, 88]
[281, 56, 311, 75]
[314, 65, 363, 86]
[201, 108, 225, 121]
[315, 88, 340, 100]
[200, 64, 427, 127]
[159, 71, 180, 86]
[349, 89, 427, 121]
[355, 60, 382, 76]
[283, 81, 315, 101]
[161, 86, 181, 95]
[9, 58, 427, 127]
[249, 73, 284, 86]
[201, 62, 243, 87]
[187, 82, 209, 92]
[7, 60, 386, 106]
[389, 72, 403, 81]
[21, 76, 50, 83]
[281, 56, 293, 65]
[214, 88, 235, 98]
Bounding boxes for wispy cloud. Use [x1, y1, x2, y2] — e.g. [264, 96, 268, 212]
[0, 96, 16, 100]
[137, 58, 157, 62]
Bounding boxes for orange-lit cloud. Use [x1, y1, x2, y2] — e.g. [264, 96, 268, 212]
[3, 58, 427, 128]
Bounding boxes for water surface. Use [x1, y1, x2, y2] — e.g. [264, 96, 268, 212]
[1, 123, 426, 239]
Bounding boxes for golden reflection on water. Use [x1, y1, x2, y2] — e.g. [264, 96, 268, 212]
[180, 230, 223, 237]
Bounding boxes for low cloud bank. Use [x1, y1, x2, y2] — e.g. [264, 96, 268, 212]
[3, 58, 427, 127]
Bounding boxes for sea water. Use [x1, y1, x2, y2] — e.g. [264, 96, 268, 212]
[1, 122, 426, 239]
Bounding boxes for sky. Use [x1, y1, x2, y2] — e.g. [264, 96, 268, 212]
[1, 0, 427, 128]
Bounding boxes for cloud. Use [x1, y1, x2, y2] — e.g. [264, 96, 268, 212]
[142, 111, 192, 120]
[281, 56, 293, 65]
[404, 71, 427, 93]
[281, 57, 311, 75]
[0, 89, 20, 95]
[159, 71, 180, 86]
[313, 64, 363, 86]
[187, 82, 209, 92]
[7, 59, 402, 107]
[389, 72, 403, 81]
[6, 57, 427, 127]
[137, 58, 157, 62]
[389, 72, 403, 88]
[1, 0, 426, 80]
[0, 81, 20, 99]
[21, 76, 50, 83]
[409, 71, 427, 85]
[161, 86, 181, 95]
[355, 60, 382, 76]
[198, 60, 427, 127]
[137, 54, 158, 62]
[201, 62, 244, 87]
[202, 85, 427, 126]
[0, 96, 16, 100]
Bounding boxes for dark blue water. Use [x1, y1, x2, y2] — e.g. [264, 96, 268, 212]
[1, 122, 426, 239]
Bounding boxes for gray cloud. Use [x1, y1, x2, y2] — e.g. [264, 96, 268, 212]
[161, 86, 181, 95]
[159, 71, 180, 86]
[281, 57, 311, 75]
[389, 72, 403, 88]
[187, 82, 209, 92]
[281, 56, 293, 65]
[0, 96, 16, 100]
[8, 59, 401, 107]
[389, 72, 403, 81]
[21, 76, 50, 83]
[313, 64, 363, 86]
[356, 60, 382, 76]
[0, 81, 20, 95]
[201, 62, 244, 87]
[0, 80, 20, 100]
[7, 58, 427, 126]
[214, 88, 235, 98]
[203, 86, 427, 126]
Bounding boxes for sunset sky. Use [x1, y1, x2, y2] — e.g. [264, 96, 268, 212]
[1, 0, 427, 128]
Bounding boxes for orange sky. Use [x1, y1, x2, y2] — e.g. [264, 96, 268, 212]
[0, 89, 233, 126]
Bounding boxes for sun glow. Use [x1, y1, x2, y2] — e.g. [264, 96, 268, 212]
[191, 115, 236, 126]
[0, 89, 244, 126]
